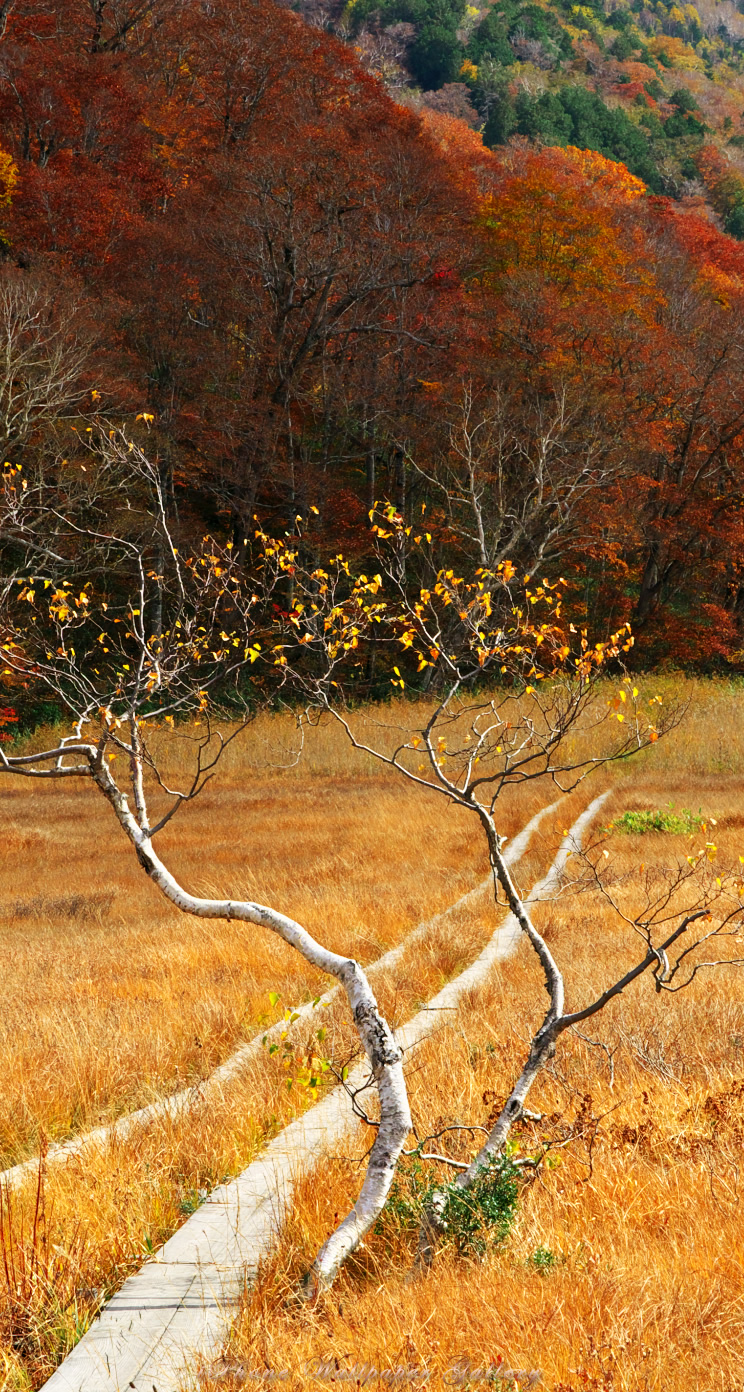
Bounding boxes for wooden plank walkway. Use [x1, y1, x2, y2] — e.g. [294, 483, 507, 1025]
[1, 798, 558, 1194]
[40, 792, 609, 1392]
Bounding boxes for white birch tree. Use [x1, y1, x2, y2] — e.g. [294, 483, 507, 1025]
[3, 443, 741, 1287]
[0, 271, 91, 458]
[405, 381, 625, 580]
[266, 503, 744, 1264]
[0, 428, 411, 1291]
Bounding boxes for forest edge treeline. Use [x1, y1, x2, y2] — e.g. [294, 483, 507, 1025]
[2, 0, 744, 732]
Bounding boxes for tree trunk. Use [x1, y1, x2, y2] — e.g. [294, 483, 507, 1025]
[415, 795, 607, 1268]
[92, 755, 411, 1290]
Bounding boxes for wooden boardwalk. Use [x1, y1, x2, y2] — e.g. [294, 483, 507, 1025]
[40, 793, 609, 1392]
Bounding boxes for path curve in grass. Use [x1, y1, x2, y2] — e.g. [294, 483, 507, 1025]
[1, 796, 562, 1192]
[39, 791, 610, 1392]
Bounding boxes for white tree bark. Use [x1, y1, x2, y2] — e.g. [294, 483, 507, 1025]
[85, 752, 411, 1291]
[416, 793, 603, 1265]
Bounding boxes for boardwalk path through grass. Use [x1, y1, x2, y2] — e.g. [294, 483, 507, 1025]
[40, 791, 609, 1392]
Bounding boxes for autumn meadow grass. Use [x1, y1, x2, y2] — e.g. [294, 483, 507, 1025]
[1, 677, 744, 1389]
[194, 679, 744, 1392]
[0, 695, 584, 1389]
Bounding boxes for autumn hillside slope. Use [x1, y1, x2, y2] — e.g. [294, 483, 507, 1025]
[3, 0, 744, 724]
[315, 0, 744, 233]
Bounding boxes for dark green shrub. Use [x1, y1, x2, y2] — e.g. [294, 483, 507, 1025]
[511, 85, 663, 189]
[611, 31, 636, 59]
[468, 10, 515, 65]
[528, 1244, 560, 1272]
[725, 201, 744, 239]
[375, 1151, 520, 1257]
[670, 86, 699, 112]
[483, 87, 517, 144]
[410, 22, 464, 87]
[440, 1153, 520, 1255]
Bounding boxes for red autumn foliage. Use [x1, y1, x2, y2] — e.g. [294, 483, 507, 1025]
[0, 707, 17, 741]
[1, 4, 744, 668]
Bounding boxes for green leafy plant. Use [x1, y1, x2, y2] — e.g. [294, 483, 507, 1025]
[374, 1155, 432, 1236]
[375, 1150, 521, 1256]
[609, 804, 706, 835]
[528, 1244, 560, 1272]
[439, 1154, 520, 1256]
[261, 993, 332, 1099]
[178, 1187, 207, 1217]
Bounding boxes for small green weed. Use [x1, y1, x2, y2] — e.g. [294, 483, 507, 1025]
[178, 1187, 207, 1217]
[609, 803, 705, 836]
[261, 992, 333, 1100]
[528, 1245, 560, 1273]
[374, 1155, 431, 1237]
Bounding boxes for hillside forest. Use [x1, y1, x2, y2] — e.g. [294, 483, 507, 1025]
[3, 0, 744, 730]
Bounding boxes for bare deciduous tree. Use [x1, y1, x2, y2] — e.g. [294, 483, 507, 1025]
[407, 383, 625, 579]
[3, 444, 742, 1291]
[0, 427, 410, 1291]
[270, 505, 744, 1266]
[0, 270, 91, 458]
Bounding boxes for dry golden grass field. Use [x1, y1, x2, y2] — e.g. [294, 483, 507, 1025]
[1, 679, 744, 1390]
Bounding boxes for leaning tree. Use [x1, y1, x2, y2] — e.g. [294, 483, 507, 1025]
[2, 433, 742, 1288]
[0, 426, 416, 1289]
[265, 502, 744, 1272]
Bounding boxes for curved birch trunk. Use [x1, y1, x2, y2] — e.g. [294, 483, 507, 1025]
[416, 837, 562, 1266]
[416, 1024, 558, 1268]
[416, 794, 608, 1267]
[90, 756, 411, 1292]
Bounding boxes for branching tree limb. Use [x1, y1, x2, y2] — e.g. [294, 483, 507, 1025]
[0, 429, 411, 1292]
[259, 504, 743, 1266]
